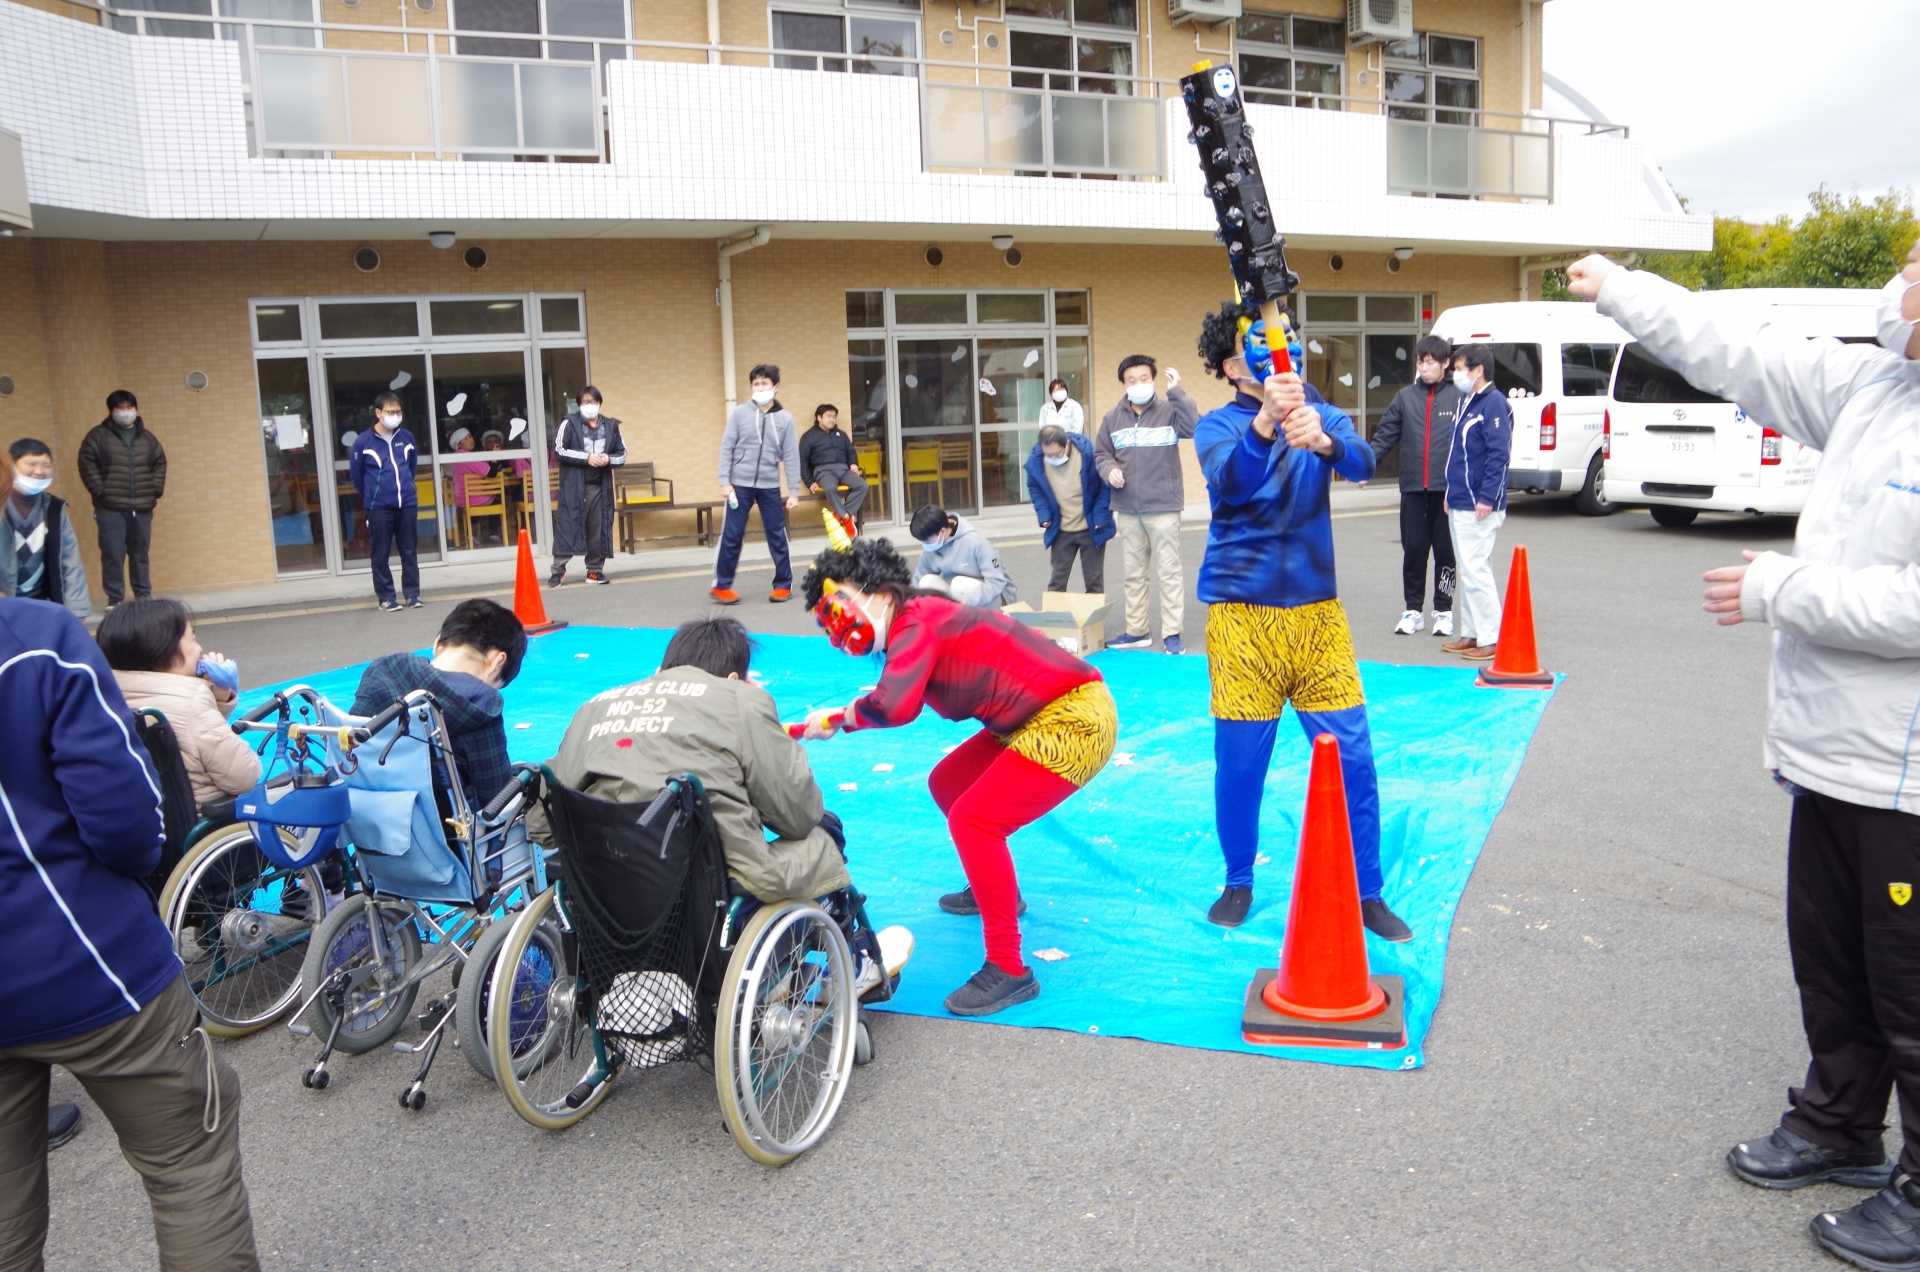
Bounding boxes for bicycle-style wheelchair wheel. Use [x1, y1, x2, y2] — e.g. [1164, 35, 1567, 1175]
[490, 888, 608, 1130]
[714, 900, 858, 1166]
[298, 894, 422, 1054]
[158, 824, 329, 1037]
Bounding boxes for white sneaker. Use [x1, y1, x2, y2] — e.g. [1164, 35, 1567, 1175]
[1393, 609, 1424, 636]
[1432, 610, 1454, 638]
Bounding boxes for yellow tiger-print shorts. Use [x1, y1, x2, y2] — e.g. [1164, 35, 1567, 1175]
[1206, 599, 1365, 721]
[997, 680, 1119, 788]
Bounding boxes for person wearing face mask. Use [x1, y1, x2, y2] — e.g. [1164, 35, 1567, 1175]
[712, 365, 803, 606]
[549, 386, 626, 587]
[1093, 354, 1198, 654]
[76, 389, 166, 609]
[1369, 335, 1461, 638]
[908, 505, 1016, 607]
[1566, 247, 1920, 1269]
[1025, 423, 1112, 594]
[1188, 299, 1411, 941]
[348, 390, 421, 612]
[798, 403, 867, 538]
[800, 538, 1116, 1017]
[1438, 344, 1513, 662]
[1, 438, 90, 622]
[1040, 378, 1085, 437]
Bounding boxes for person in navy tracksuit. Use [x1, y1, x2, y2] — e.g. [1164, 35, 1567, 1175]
[0, 598, 259, 1270]
[1024, 424, 1114, 594]
[1440, 343, 1514, 661]
[349, 390, 422, 611]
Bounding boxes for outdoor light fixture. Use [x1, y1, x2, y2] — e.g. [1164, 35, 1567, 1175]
[991, 234, 1015, 251]
[428, 230, 456, 249]
[1393, 246, 1415, 261]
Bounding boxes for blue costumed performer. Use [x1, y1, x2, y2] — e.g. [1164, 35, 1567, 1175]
[1193, 301, 1412, 941]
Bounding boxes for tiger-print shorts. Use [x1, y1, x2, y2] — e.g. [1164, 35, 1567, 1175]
[1205, 599, 1365, 721]
[996, 680, 1119, 788]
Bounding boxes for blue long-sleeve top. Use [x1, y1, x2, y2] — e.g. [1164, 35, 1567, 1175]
[1195, 390, 1374, 608]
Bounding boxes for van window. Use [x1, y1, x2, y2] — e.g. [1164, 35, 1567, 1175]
[1479, 343, 1542, 397]
[1612, 345, 1725, 405]
[1561, 343, 1618, 398]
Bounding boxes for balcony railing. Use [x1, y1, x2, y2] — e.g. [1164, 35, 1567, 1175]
[1386, 120, 1552, 200]
[923, 82, 1162, 178]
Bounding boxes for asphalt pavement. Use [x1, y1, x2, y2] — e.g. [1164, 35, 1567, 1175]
[40, 495, 1849, 1271]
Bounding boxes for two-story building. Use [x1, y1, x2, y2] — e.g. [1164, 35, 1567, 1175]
[0, 0, 1708, 598]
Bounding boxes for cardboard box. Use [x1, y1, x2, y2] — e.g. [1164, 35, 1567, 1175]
[1002, 591, 1111, 656]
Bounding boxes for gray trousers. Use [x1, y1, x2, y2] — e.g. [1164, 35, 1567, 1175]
[811, 464, 868, 518]
[0, 975, 259, 1272]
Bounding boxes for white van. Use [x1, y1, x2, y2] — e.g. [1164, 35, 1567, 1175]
[1601, 288, 1880, 527]
[1427, 302, 1629, 515]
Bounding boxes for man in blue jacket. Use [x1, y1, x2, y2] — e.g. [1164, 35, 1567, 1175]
[0, 598, 259, 1270]
[1439, 344, 1513, 662]
[1191, 302, 1410, 941]
[1024, 424, 1113, 594]
[349, 390, 422, 612]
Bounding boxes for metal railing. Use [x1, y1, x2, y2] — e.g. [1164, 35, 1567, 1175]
[1386, 119, 1553, 200]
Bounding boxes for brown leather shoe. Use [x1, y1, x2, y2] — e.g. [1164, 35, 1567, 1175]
[710, 587, 741, 605]
[1464, 643, 1497, 661]
[1441, 637, 1477, 654]
[769, 588, 792, 603]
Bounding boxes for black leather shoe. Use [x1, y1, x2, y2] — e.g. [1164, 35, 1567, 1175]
[936, 885, 1026, 918]
[47, 1102, 81, 1150]
[1207, 886, 1252, 928]
[1361, 897, 1414, 942]
[1728, 1126, 1893, 1191]
[1812, 1174, 1920, 1270]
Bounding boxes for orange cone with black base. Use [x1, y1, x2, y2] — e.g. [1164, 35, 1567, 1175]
[512, 529, 567, 636]
[1477, 544, 1552, 689]
[1242, 734, 1405, 1049]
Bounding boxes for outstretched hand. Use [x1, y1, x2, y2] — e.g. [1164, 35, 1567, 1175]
[1565, 254, 1619, 302]
[1702, 550, 1758, 626]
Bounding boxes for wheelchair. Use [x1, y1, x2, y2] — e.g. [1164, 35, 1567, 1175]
[143, 692, 341, 1038]
[483, 767, 902, 1166]
[208, 686, 544, 1111]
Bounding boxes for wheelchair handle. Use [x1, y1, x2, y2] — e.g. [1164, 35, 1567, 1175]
[358, 698, 410, 744]
[234, 692, 288, 730]
[787, 711, 845, 740]
[482, 764, 541, 821]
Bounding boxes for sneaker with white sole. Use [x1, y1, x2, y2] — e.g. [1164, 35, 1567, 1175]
[1432, 610, 1454, 638]
[1393, 609, 1424, 635]
[854, 926, 916, 1002]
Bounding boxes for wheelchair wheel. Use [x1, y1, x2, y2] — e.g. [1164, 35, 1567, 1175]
[298, 894, 421, 1055]
[491, 889, 608, 1130]
[456, 904, 564, 1083]
[714, 901, 858, 1166]
[158, 824, 328, 1038]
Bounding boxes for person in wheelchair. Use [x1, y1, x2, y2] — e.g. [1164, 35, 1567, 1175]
[528, 618, 890, 995]
[99, 598, 260, 811]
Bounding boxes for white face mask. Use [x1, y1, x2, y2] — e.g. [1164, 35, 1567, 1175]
[580, 403, 601, 420]
[1877, 272, 1919, 359]
[111, 409, 137, 426]
[1124, 382, 1155, 406]
[1452, 370, 1475, 394]
[1051, 389, 1068, 404]
[1045, 451, 1070, 467]
[13, 473, 51, 497]
[751, 387, 775, 407]
[379, 412, 402, 430]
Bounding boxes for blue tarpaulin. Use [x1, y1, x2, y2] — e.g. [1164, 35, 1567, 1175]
[244, 625, 1556, 1070]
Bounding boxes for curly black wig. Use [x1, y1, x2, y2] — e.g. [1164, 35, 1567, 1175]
[802, 536, 915, 610]
[1197, 298, 1296, 381]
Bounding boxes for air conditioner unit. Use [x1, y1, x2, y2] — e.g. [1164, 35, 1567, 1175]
[1169, 0, 1242, 27]
[1347, 0, 1413, 43]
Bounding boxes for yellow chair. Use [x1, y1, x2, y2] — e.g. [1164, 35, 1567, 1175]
[520, 467, 559, 539]
[937, 439, 972, 508]
[855, 443, 885, 508]
[905, 444, 941, 509]
[458, 475, 509, 549]
[414, 475, 440, 549]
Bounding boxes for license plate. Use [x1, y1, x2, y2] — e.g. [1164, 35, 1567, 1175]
[1666, 438, 1700, 453]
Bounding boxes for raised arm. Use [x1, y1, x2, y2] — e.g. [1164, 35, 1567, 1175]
[847, 618, 936, 730]
[1168, 385, 1200, 439]
[1741, 554, 1920, 660]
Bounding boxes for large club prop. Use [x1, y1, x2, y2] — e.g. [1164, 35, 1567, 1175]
[1179, 62, 1300, 375]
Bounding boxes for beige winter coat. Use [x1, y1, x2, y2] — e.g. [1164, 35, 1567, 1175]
[113, 669, 262, 809]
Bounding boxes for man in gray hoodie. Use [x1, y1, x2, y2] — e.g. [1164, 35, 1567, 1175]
[1093, 355, 1198, 653]
[909, 505, 1017, 607]
[711, 364, 802, 605]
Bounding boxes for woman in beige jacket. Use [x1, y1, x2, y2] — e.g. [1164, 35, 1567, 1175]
[98, 599, 261, 808]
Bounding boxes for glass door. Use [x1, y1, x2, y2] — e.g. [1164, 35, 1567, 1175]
[977, 334, 1047, 508]
[427, 348, 538, 559]
[896, 337, 978, 515]
[252, 354, 328, 574]
[321, 352, 439, 572]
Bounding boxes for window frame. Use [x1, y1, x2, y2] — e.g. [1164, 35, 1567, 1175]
[453, 0, 632, 66]
[1234, 9, 1346, 111]
[1005, 1, 1140, 96]
[768, 0, 922, 76]
[1559, 342, 1619, 399]
[1382, 30, 1481, 126]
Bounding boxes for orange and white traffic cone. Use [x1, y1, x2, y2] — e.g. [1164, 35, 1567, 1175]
[512, 528, 567, 636]
[1242, 734, 1406, 1048]
[1477, 545, 1552, 689]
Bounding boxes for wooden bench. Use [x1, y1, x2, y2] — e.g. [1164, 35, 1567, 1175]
[614, 464, 725, 548]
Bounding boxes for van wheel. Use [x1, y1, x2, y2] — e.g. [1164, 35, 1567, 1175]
[1574, 453, 1617, 517]
[1649, 505, 1700, 528]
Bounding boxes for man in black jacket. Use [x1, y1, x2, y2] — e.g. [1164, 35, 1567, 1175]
[76, 389, 166, 607]
[549, 385, 625, 587]
[1369, 336, 1459, 638]
[798, 404, 867, 530]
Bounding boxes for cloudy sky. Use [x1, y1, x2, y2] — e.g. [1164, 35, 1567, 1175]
[1541, 0, 1912, 222]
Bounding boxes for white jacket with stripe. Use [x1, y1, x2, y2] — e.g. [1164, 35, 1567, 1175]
[1598, 269, 1920, 814]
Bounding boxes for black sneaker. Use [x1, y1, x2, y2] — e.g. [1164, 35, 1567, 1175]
[1207, 885, 1252, 927]
[943, 963, 1040, 1017]
[1812, 1174, 1920, 1270]
[548, 573, 566, 588]
[1728, 1126, 1893, 1191]
[585, 571, 610, 586]
[48, 1102, 81, 1150]
[937, 885, 1027, 917]
[405, 597, 425, 609]
[1361, 897, 1414, 942]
